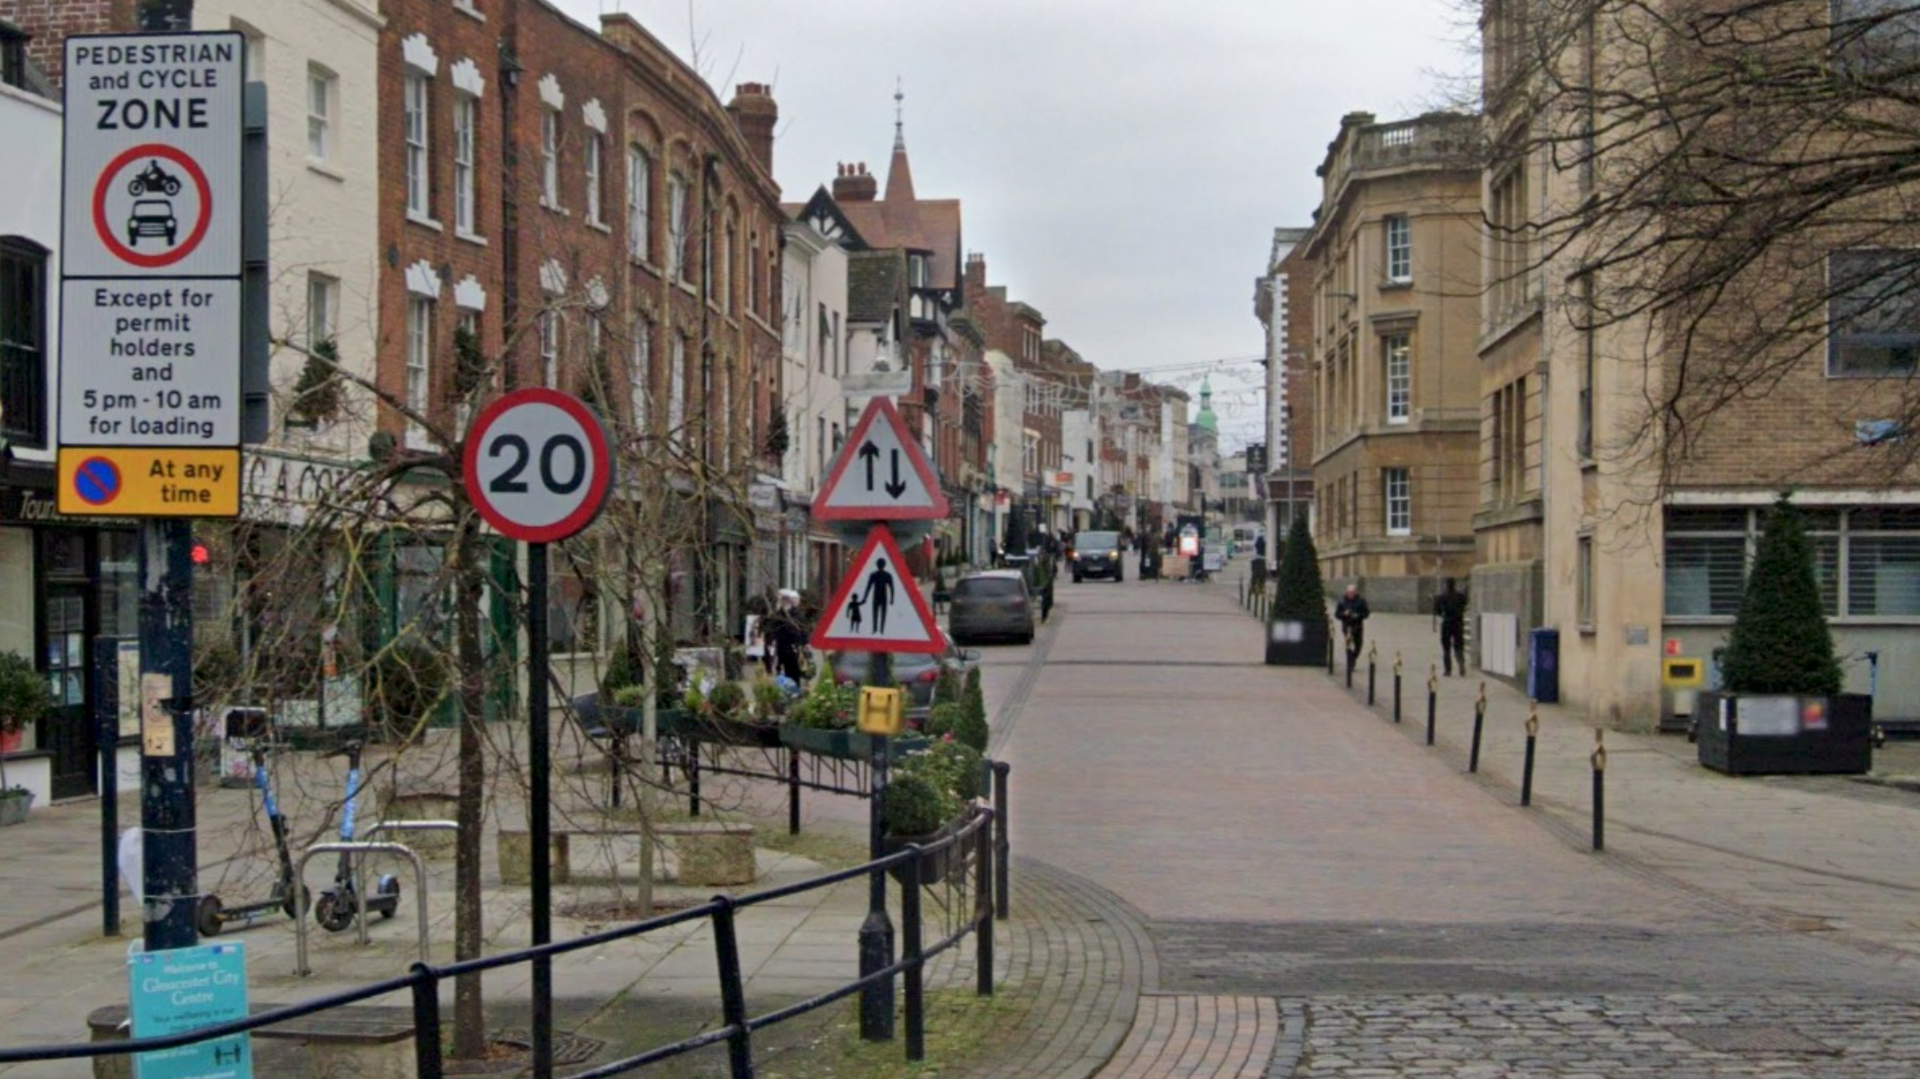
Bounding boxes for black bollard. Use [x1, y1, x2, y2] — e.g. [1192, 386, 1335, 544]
[1591, 729, 1606, 851]
[1392, 654, 1403, 723]
[1469, 683, 1487, 773]
[1425, 666, 1437, 746]
[1367, 645, 1378, 705]
[1521, 704, 1539, 807]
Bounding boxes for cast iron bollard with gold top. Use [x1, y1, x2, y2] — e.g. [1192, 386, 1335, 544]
[1469, 681, 1488, 773]
[1392, 652, 1403, 723]
[1591, 729, 1608, 851]
[1367, 642, 1379, 705]
[1521, 702, 1540, 806]
[1425, 665, 1438, 745]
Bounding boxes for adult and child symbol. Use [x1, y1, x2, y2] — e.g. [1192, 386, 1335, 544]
[846, 557, 897, 635]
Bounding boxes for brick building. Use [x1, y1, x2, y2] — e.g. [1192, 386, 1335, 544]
[377, 0, 786, 645]
[1255, 226, 1316, 540]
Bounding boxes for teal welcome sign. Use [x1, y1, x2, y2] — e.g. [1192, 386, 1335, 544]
[128, 942, 252, 1079]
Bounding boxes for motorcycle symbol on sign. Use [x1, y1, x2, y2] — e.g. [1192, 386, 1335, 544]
[126, 159, 183, 197]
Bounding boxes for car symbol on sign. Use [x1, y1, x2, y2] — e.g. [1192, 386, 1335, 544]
[128, 199, 177, 247]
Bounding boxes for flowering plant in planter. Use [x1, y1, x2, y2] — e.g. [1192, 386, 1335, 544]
[0, 651, 52, 816]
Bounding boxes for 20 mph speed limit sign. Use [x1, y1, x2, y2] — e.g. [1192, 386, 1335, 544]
[462, 388, 614, 543]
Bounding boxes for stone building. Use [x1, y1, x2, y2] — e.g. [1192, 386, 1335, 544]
[1302, 110, 1481, 613]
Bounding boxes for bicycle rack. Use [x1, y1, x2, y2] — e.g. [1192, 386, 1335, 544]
[293, 841, 430, 977]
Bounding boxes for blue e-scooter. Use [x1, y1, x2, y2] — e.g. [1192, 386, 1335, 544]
[314, 742, 401, 932]
[196, 745, 306, 936]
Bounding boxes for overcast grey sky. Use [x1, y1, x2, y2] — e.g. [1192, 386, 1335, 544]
[556, 1, 1476, 451]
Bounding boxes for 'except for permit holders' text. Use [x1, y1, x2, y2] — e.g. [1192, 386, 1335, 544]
[59, 279, 240, 447]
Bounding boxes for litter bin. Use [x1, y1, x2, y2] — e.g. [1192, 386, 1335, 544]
[1527, 628, 1560, 703]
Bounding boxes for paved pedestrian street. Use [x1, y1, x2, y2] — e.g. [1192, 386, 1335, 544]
[994, 557, 1920, 1078]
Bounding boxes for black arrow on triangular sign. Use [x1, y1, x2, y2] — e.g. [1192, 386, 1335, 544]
[885, 449, 907, 498]
[858, 441, 880, 490]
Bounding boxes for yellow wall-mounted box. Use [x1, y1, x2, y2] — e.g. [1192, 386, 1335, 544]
[856, 686, 906, 736]
[1662, 658, 1704, 688]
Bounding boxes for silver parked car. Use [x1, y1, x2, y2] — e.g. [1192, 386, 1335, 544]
[948, 570, 1036, 646]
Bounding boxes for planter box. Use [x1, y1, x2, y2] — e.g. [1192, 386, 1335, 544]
[0, 790, 34, 827]
[1696, 692, 1873, 776]
[685, 717, 784, 749]
[593, 706, 691, 739]
[780, 724, 930, 761]
[1265, 618, 1331, 667]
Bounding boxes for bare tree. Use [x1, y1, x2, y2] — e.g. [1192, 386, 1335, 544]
[1483, 0, 1920, 488]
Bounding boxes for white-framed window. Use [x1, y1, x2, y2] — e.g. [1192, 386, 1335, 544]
[1384, 333, 1411, 423]
[667, 172, 690, 281]
[1385, 214, 1411, 283]
[405, 74, 430, 217]
[1829, 249, 1920, 377]
[748, 231, 760, 316]
[540, 309, 561, 387]
[541, 107, 561, 208]
[307, 65, 335, 163]
[407, 298, 433, 426]
[668, 334, 687, 447]
[585, 133, 604, 225]
[816, 415, 827, 481]
[721, 217, 736, 314]
[307, 272, 337, 349]
[629, 316, 652, 431]
[1384, 468, 1411, 536]
[1833, 0, 1920, 72]
[453, 95, 478, 236]
[626, 145, 651, 262]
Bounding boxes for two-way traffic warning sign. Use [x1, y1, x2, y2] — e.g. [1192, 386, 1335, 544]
[811, 526, 948, 654]
[813, 396, 950, 521]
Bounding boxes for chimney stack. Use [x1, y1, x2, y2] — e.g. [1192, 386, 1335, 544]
[832, 161, 878, 202]
[726, 82, 777, 174]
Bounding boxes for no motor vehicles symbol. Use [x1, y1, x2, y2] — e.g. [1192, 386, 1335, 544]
[91, 143, 212, 269]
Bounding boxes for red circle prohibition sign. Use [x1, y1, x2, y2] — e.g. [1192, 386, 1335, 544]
[92, 143, 214, 269]
[462, 388, 615, 544]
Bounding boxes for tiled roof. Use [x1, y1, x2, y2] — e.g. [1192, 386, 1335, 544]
[848, 252, 903, 323]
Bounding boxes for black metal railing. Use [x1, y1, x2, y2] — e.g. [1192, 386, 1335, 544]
[0, 809, 999, 1079]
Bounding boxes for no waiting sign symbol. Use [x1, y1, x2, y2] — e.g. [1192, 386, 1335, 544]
[462, 388, 614, 543]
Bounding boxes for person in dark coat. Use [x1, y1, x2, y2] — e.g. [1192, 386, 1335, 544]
[1434, 578, 1469, 676]
[767, 589, 808, 682]
[1334, 583, 1371, 664]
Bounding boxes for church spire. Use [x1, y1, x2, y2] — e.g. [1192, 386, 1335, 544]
[883, 76, 917, 208]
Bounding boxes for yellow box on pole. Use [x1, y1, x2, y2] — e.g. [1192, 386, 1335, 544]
[856, 687, 905, 736]
[57, 446, 241, 517]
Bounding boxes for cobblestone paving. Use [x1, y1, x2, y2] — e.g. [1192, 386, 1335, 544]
[1281, 995, 1920, 1077]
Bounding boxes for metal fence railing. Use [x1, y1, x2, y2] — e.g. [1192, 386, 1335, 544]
[0, 807, 1000, 1079]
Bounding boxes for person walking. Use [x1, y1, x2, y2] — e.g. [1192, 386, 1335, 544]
[1334, 583, 1371, 666]
[768, 589, 809, 682]
[1434, 578, 1469, 677]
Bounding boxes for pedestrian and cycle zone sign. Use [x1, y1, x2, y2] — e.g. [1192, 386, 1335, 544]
[57, 33, 245, 517]
[129, 941, 252, 1079]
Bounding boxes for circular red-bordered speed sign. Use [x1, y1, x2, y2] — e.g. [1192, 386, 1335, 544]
[462, 388, 614, 543]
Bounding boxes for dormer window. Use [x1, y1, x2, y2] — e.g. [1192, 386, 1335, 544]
[908, 254, 930, 288]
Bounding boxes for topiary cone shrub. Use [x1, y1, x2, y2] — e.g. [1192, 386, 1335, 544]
[1265, 514, 1331, 666]
[1721, 496, 1841, 697]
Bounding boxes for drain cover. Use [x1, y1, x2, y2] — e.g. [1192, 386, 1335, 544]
[493, 1031, 606, 1066]
[1672, 1026, 1839, 1055]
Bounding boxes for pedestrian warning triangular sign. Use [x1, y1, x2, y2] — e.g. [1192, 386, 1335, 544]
[813, 396, 950, 521]
[811, 525, 948, 654]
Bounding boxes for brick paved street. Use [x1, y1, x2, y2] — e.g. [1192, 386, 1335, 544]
[994, 559, 1920, 1078]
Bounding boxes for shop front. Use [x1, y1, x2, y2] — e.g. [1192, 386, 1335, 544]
[0, 471, 140, 801]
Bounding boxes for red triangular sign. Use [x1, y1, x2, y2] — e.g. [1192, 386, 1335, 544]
[810, 526, 948, 654]
[813, 397, 950, 521]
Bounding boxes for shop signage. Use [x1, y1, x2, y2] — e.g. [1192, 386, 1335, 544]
[57, 33, 246, 518]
